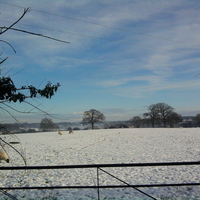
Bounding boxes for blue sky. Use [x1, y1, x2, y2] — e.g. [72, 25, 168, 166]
[1, 0, 200, 123]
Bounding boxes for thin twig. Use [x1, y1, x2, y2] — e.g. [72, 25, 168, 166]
[0, 57, 8, 64]
[6, 27, 70, 44]
[0, 106, 19, 122]
[0, 8, 30, 35]
[0, 40, 16, 53]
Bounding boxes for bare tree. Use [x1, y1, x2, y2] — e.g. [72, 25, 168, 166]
[144, 103, 181, 127]
[195, 114, 200, 127]
[166, 112, 183, 127]
[143, 104, 160, 128]
[82, 109, 105, 129]
[130, 116, 142, 128]
[156, 103, 174, 127]
[40, 118, 57, 132]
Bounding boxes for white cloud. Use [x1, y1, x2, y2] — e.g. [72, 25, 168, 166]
[72, 111, 83, 115]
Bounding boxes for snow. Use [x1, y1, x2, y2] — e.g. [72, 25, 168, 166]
[0, 128, 200, 199]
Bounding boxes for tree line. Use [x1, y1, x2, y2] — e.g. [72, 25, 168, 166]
[38, 103, 200, 131]
[80, 103, 183, 129]
[80, 103, 182, 129]
[132, 102, 183, 128]
[3, 102, 199, 133]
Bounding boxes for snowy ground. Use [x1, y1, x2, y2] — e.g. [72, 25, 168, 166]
[0, 128, 200, 200]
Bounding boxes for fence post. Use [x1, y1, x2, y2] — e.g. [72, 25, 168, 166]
[97, 167, 100, 200]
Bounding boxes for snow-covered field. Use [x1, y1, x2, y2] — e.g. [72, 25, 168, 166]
[0, 128, 200, 200]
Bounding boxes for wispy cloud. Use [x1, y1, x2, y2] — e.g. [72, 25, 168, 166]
[113, 79, 200, 98]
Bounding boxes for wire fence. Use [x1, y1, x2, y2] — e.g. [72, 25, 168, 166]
[0, 161, 199, 200]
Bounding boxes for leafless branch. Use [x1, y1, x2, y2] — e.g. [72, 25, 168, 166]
[194, 73, 200, 77]
[7, 27, 70, 44]
[0, 57, 8, 65]
[1, 100, 67, 122]
[24, 100, 68, 120]
[0, 8, 30, 35]
[0, 40, 16, 53]
[1, 102, 44, 115]
[0, 106, 20, 122]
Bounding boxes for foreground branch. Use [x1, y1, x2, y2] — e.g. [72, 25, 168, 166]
[0, 8, 30, 35]
[7, 28, 70, 44]
[0, 40, 16, 53]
